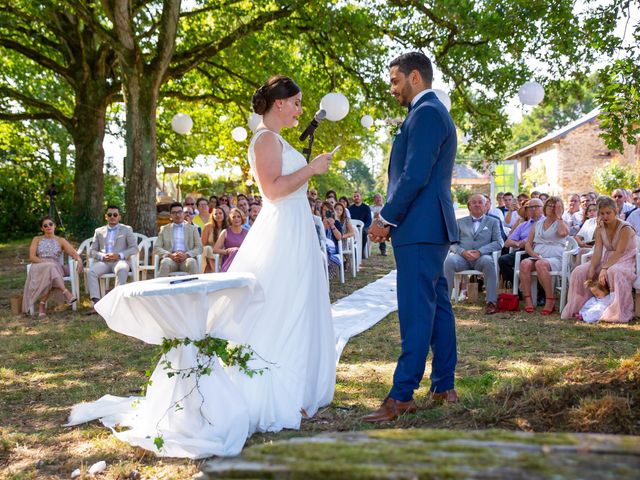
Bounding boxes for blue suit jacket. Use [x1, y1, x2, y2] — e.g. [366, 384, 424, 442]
[381, 91, 458, 247]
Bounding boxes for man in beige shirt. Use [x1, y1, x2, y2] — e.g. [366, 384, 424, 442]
[155, 202, 203, 276]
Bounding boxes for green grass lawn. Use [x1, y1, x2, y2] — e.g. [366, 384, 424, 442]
[1, 239, 638, 479]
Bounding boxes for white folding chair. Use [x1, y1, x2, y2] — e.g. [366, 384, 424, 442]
[76, 237, 93, 294]
[451, 250, 500, 303]
[336, 238, 345, 284]
[342, 236, 357, 278]
[351, 219, 364, 270]
[513, 236, 578, 312]
[26, 253, 79, 313]
[89, 252, 139, 297]
[138, 236, 157, 280]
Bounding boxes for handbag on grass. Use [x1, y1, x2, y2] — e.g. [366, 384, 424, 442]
[497, 293, 520, 312]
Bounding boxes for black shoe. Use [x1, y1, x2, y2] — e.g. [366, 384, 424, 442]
[380, 252, 387, 256]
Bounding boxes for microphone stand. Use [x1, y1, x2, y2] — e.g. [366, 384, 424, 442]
[302, 131, 315, 163]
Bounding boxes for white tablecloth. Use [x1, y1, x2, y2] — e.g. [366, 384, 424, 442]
[66, 273, 262, 458]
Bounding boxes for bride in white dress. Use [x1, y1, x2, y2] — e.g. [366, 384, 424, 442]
[65, 76, 336, 458]
[227, 75, 336, 433]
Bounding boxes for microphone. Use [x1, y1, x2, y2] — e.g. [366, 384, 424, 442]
[299, 109, 326, 141]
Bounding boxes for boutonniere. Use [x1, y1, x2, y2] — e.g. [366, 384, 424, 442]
[384, 117, 403, 139]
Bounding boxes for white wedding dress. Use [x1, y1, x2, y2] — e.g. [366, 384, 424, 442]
[64, 129, 335, 459]
[227, 129, 336, 433]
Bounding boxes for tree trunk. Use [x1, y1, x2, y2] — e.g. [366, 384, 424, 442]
[123, 73, 158, 236]
[70, 87, 108, 239]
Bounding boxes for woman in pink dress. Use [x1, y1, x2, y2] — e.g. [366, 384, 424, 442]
[212, 207, 248, 272]
[22, 216, 84, 316]
[561, 196, 637, 323]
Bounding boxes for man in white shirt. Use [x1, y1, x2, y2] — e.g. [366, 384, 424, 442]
[87, 205, 138, 307]
[156, 202, 202, 276]
[612, 188, 634, 219]
[562, 193, 581, 235]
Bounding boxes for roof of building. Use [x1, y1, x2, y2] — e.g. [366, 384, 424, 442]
[505, 108, 601, 160]
[453, 163, 488, 180]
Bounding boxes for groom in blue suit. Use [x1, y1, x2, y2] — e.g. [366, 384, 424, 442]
[364, 52, 459, 422]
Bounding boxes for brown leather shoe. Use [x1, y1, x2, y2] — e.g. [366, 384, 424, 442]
[430, 389, 459, 404]
[362, 397, 417, 423]
[485, 302, 497, 314]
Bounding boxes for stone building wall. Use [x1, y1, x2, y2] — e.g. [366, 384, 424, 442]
[557, 120, 638, 195]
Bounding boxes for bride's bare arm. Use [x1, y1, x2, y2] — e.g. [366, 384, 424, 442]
[254, 132, 332, 201]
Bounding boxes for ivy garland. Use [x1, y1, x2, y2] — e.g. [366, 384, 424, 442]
[145, 335, 266, 451]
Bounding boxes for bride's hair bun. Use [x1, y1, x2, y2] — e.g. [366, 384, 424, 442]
[252, 76, 301, 115]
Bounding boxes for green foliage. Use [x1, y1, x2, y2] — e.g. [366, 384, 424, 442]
[591, 162, 638, 195]
[452, 187, 472, 206]
[342, 159, 375, 193]
[521, 163, 548, 193]
[507, 76, 599, 154]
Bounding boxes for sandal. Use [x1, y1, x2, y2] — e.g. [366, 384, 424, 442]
[38, 300, 47, 318]
[63, 289, 77, 306]
[541, 297, 556, 316]
[523, 295, 535, 313]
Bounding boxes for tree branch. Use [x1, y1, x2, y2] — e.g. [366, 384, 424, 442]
[151, 0, 180, 88]
[169, 4, 301, 78]
[162, 90, 226, 103]
[0, 86, 73, 129]
[0, 37, 74, 85]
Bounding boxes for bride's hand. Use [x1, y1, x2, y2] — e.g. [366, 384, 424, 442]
[309, 153, 333, 175]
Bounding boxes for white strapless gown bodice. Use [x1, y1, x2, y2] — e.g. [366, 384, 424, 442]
[226, 129, 336, 433]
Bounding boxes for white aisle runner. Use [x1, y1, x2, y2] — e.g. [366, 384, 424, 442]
[331, 270, 398, 363]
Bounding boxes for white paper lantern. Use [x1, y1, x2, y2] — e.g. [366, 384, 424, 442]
[245, 179, 254, 187]
[219, 115, 228, 122]
[518, 81, 545, 106]
[231, 126, 248, 142]
[320, 92, 350, 122]
[231, 165, 242, 176]
[171, 113, 193, 135]
[433, 89, 451, 111]
[248, 113, 262, 131]
[337, 160, 347, 169]
[360, 114, 374, 129]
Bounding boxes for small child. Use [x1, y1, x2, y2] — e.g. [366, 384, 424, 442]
[578, 279, 614, 324]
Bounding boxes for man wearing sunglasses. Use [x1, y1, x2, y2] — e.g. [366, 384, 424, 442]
[156, 202, 203, 276]
[88, 205, 138, 308]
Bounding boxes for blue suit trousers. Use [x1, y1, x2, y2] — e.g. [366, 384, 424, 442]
[389, 243, 457, 401]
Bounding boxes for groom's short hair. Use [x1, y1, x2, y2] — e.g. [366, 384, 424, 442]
[390, 52, 433, 85]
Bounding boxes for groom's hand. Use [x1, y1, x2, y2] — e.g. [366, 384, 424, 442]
[368, 219, 390, 243]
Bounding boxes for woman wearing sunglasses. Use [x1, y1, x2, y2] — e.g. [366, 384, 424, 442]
[22, 216, 83, 317]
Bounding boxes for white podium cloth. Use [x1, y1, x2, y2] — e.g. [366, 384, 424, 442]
[65, 273, 262, 459]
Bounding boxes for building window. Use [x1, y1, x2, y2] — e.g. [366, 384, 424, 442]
[494, 161, 517, 194]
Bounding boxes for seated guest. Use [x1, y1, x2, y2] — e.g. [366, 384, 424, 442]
[563, 194, 582, 235]
[517, 192, 530, 207]
[612, 188, 634, 219]
[530, 190, 541, 199]
[212, 208, 248, 272]
[539, 193, 549, 203]
[503, 192, 520, 229]
[338, 195, 351, 213]
[370, 193, 386, 256]
[519, 196, 569, 314]
[632, 188, 640, 208]
[236, 196, 250, 218]
[498, 198, 545, 288]
[183, 195, 196, 212]
[87, 206, 138, 308]
[574, 193, 591, 225]
[22, 216, 83, 316]
[575, 202, 598, 247]
[335, 202, 355, 269]
[244, 202, 261, 229]
[348, 190, 372, 254]
[444, 194, 503, 314]
[307, 188, 318, 202]
[325, 190, 338, 201]
[156, 202, 203, 276]
[577, 279, 614, 324]
[484, 195, 508, 240]
[309, 198, 325, 249]
[201, 206, 227, 273]
[321, 201, 343, 278]
[192, 197, 211, 232]
[561, 196, 637, 323]
[496, 192, 506, 215]
[208, 195, 218, 212]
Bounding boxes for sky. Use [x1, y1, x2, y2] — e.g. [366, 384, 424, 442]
[103, 1, 638, 177]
